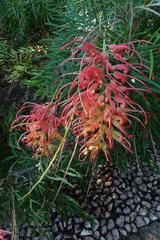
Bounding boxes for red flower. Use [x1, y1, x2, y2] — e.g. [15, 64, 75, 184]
[11, 103, 62, 157]
[12, 41, 151, 162]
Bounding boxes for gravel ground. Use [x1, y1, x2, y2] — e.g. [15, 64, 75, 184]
[14, 154, 160, 240]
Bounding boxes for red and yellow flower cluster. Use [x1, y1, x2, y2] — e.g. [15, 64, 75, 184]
[12, 41, 150, 161]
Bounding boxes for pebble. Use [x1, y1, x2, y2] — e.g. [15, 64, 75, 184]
[108, 203, 113, 211]
[127, 191, 133, 198]
[139, 184, 147, 192]
[74, 217, 84, 223]
[84, 237, 94, 240]
[100, 237, 106, 240]
[125, 216, 130, 223]
[147, 183, 152, 188]
[55, 234, 63, 240]
[131, 223, 137, 233]
[75, 224, 81, 234]
[80, 229, 93, 236]
[149, 212, 158, 221]
[91, 201, 98, 207]
[108, 219, 115, 230]
[100, 194, 106, 201]
[139, 208, 148, 216]
[119, 228, 127, 236]
[105, 212, 111, 218]
[130, 212, 137, 222]
[105, 232, 113, 240]
[141, 201, 151, 209]
[135, 216, 145, 228]
[156, 204, 160, 211]
[135, 204, 140, 212]
[120, 194, 127, 200]
[123, 207, 131, 215]
[92, 219, 99, 232]
[101, 225, 107, 235]
[112, 229, 119, 240]
[116, 216, 124, 227]
[93, 231, 100, 239]
[155, 211, 160, 219]
[104, 196, 112, 205]
[116, 207, 122, 214]
[134, 195, 140, 203]
[95, 207, 101, 217]
[84, 221, 92, 229]
[144, 217, 150, 225]
[125, 223, 132, 233]
[100, 219, 106, 226]
[126, 199, 133, 205]
[145, 193, 152, 200]
[135, 177, 142, 185]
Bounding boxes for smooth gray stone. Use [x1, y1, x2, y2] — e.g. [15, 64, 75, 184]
[144, 217, 150, 225]
[126, 199, 133, 205]
[128, 191, 133, 198]
[156, 211, 160, 219]
[144, 193, 152, 201]
[155, 196, 160, 201]
[93, 231, 100, 239]
[75, 224, 81, 234]
[141, 201, 151, 209]
[84, 221, 92, 229]
[119, 228, 127, 236]
[135, 216, 145, 228]
[130, 212, 137, 222]
[104, 196, 112, 205]
[123, 207, 131, 215]
[100, 194, 106, 201]
[91, 201, 98, 207]
[100, 237, 106, 240]
[112, 229, 120, 240]
[116, 216, 124, 227]
[105, 212, 111, 218]
[116, 207, 122, 214]
[125, 223, 132, 233]
[152, 200, 158, 208]
[135, 204, 140, 212]
[149, 212, 158, 221]
[95, 207, 101, 217]
[74, 217, 84, 223]
[125, 216, 130, 223]
[120, 194, 127, 200]
[134, 195, 140, 203]
[101, 225, 107, 235]
[139, 208, 148, 216]
[147, 183, 152, 188]
[92, 219, 99, 232]
[80, 229, 93, 236]
[105, 232, 113, 240]
[108, 203, 113, 211]
[55, 234, 63, 240]
[139, 184, 147, 192]
[100, 219, 106, 226]
[84, 237, 94, 240]
[108, 219, 115, 230]
[131, 223, 137, 233]
[135, 177, 142, 185]
[156, 204, 160, 211]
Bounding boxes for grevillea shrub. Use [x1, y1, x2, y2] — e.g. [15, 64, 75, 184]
[12, 41, 152, 162]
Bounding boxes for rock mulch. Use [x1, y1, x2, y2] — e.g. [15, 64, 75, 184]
[16, 159, 160, 240]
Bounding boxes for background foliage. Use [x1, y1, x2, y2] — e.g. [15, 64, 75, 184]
[0, 0, 160, 236]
